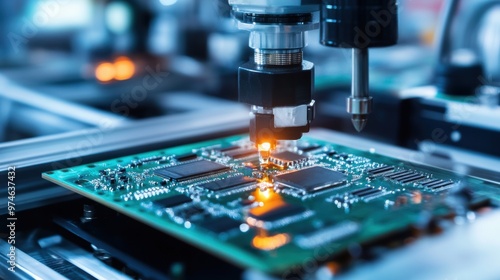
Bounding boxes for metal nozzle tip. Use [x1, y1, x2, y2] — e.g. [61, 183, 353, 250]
[351, 115, 368, 132]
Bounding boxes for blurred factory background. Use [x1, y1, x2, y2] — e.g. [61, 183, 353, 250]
[1, 0, 500, 279]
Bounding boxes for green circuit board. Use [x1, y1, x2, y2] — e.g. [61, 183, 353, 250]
[43, 135, 500, 275]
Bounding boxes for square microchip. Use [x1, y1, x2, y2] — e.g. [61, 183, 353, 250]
[274, 166, 347, 193]
[174, 205, 207, 220]
[152, 194, 192, 208]
[198, 216, 241, 234]
[248, 202, 307, 222]
[174, 152, 197, 162]
[224, 148, 258, 159]
[154, 159, 230, 181]
[270, 151, 308, 167]
[201, 175, 256, 192]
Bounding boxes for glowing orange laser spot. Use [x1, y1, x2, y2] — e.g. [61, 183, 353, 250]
[258, 142, 272, 165]
[253, 186, 280, 203]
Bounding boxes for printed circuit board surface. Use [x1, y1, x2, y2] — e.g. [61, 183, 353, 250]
[43, 135, 500, 275]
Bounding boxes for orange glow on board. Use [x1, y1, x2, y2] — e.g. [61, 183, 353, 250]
[259, 142, 271, 152]
[253, 187, 280, 203]
[252, 233, 290, 251]
[258, 141, 272, 164]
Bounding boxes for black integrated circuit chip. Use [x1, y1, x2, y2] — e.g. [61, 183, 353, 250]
[216, 145, 240, 152]
[421, 179, 455, 190]
[298, 144, 321, 153]
[154, 160, 229, 181]
[274, 166, 347, 193]
[270, 151, 308, 167]
[350, 187, 383, 199]
[174, 153, 198, 162]
[249, 203, 306, 222]
[224, 148, 258, 159]
[152, 194, 192, 208]
[201, 175, 256, 192]
[198, 216, 241, 234]
[175, 205, 207, 220]
[421, 179, 442, 187]
[367, 165, 394, 176]
[383, 169, 427, 184]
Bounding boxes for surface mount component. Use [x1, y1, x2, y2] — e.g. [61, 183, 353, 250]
[154, 160, 230, 181]
[224, 148, 258, 159]
[174, 153, 197, 162]
[151, 194, 192, 209]
[43, 134, 500, 275]
[368, 165, 395, 176]
[350, 187, 385, 199]
[274, 166, 346, 193]
[198, 216, 242, 234]
[248, 202, 307, 223]
[201, 175, 256, 192]
[270, 151, 308, 168]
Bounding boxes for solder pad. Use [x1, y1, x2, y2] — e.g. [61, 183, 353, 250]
[42, 134, 500, 275]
